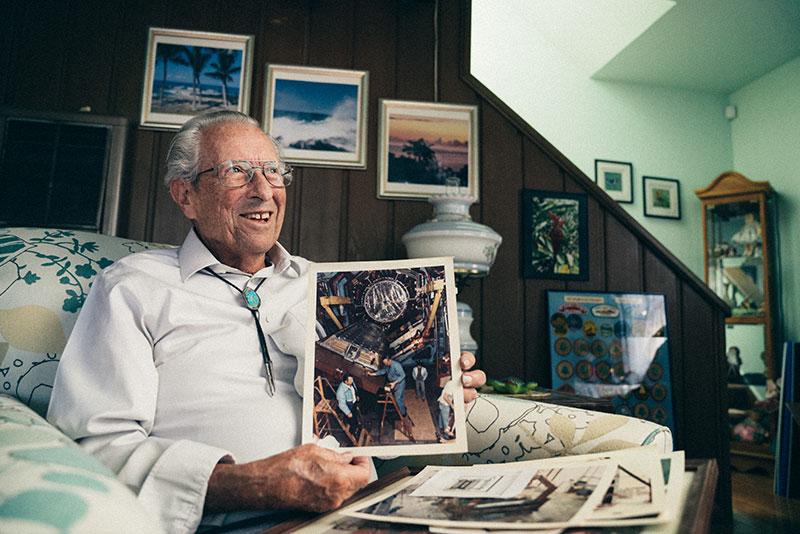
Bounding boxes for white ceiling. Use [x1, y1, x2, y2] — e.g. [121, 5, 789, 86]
[518, 0, 800, 94]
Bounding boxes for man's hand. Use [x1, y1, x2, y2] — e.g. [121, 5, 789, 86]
[460, 351, 486, 403]
[205, 444, 371, 513]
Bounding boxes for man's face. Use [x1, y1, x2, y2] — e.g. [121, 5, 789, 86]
[345, 376, 354, 385]
[170, 122, 286, 272]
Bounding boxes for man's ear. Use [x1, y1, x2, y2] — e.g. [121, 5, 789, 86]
[169, 179, 198, 220]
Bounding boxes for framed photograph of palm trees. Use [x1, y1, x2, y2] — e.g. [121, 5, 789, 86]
[263, 65, 369, 168]
[378, 100, 479, 200]
[521, 189, 589, 280]
[140, 28, 254, 130]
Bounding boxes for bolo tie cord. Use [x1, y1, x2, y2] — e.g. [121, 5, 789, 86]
[203, 267, 275, 396]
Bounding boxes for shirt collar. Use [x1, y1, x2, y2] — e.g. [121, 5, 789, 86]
[178, 227, 301, 282]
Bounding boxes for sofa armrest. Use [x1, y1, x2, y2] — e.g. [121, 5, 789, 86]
[377, 393, 672, 475]
[0, 394, 164, 533]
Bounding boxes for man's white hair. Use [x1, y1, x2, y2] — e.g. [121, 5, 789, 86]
[163, 110, 280, 187]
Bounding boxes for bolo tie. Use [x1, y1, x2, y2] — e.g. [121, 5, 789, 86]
[204, 267, 275, 396]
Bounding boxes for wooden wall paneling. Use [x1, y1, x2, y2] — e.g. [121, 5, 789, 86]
[711, 306, 733, 525]
[260, 0, 311, 254]
[604, 214, 644, 292]
[0, 2, 23, 105]
[343, 0, 396, 261]
[59, 0, 123, 114]
[643, 247, 684, 448]
[565, 178, 607, 293]
[148, 133, 189, 244]
[296, 1, 354, 261]
[437, 0, 477, 105]
[522, 139, 565, 385]
[109, 2, 166, 119]
[390, 0, 438, 261]
[478, 105, 525, 379]
[7, 0, 71, 111]
[681, 282, 731, 521]
[118, 129, 154, 239]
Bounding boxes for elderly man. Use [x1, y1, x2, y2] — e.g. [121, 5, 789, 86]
[47, 110, 485, 533]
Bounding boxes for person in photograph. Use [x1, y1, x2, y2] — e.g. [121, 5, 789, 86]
[336, 374, 361, 437]
[438, 378, 457, 440]
[412, 361, 428, 400]
[370, 356, 408, 417]
[47, 109, 486, 533]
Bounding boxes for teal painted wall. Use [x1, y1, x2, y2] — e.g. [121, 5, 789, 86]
[470, 2, 732, 279]
[730, 56, 800, 342]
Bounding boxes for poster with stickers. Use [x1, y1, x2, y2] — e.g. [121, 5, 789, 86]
[547, 291, 675, 434]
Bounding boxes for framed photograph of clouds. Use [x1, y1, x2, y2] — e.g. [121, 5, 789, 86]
[140, 28, 254, 130]
[643, 176, 681, 219]
[263, 65, 368, 169]
[378, 100, 479, 201]
[594, 159, 633, 203]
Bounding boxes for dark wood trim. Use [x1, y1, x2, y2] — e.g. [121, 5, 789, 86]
[459, 0, 729, 316]
[682, 459, 719, 534]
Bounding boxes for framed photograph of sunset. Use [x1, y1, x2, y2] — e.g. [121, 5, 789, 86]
[378, 100, 478, 201]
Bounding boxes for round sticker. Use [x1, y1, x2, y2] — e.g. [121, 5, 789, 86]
[609, 340, 623, 359]
[651, 383, 667, 401]
[556, 360, 574, 380]
[574, 338, 590, 357]
[634, 385, 649, 400]
[550, 313, 568, 336]
[591, 339, 607, 358]
[567, 314, 584, 330]
[600, 323, 614, 337]
[647, 363, 664, 382]
[576, 360, 592, 380]
[634, 403, 650, 419]
[555, 337, 572, 356]
[583, 320, 597, 338]
[612, 363, 626, 381]
[652, 406, 667, 424]
[596, 361, 611, 381]
[613, 320, 629, 338]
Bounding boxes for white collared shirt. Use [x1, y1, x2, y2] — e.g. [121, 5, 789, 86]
[47, 229, 310, 533]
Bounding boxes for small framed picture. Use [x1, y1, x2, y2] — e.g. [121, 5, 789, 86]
[378, 100, 479, 201]
[643, 176, 681, 219]
[521, 189, 589, 280]
[263, 65, 368, 169]
[594, 159, 633, 203]
[140, 28, 254, 130]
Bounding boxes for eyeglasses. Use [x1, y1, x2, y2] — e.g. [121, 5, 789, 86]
[196, 160, 294, 188]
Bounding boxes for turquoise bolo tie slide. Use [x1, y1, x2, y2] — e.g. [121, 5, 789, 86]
[242, 287, 261, 311]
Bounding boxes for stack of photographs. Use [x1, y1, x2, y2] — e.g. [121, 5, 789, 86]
[293, 449, 685, 532]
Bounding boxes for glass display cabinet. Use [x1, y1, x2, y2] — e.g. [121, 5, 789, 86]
[696, 171, 778, 463]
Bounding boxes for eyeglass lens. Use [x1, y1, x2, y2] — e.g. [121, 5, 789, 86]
[219, 161, 292, 188]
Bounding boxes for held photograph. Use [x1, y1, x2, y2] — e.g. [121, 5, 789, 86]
[378, 100, 478, 200]
[264, 65, 368, 168]
[140, 28, 254, 130]
[302, 258, 466, 457]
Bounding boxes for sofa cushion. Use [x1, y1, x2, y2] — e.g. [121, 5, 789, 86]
[0, 228, 168, 416]
[0, 394, 163, 532]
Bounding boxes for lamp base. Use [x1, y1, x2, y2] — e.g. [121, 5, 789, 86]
[457, 301, 478, 356]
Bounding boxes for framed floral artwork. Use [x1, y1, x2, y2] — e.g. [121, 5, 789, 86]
[521, 189, 589, 280]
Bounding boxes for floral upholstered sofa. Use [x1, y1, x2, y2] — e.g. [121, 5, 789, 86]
[0, 227, 673, 532]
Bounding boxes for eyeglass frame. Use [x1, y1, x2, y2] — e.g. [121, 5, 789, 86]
[195, 159, 294, 188]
